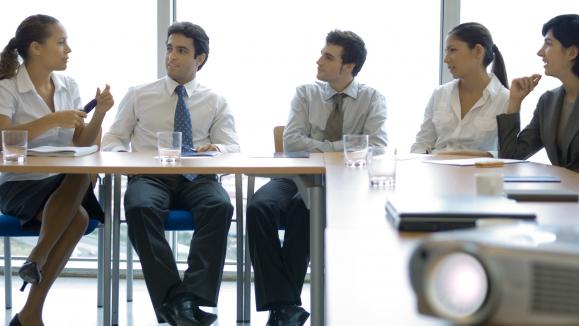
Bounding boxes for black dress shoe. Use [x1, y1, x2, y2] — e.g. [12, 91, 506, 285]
[18, 261, 42, 291]
[9, 314, 22, 326]
[193, 306, 217, 325]
[267, 305, 310, 326]
[157, 294, 201, 326]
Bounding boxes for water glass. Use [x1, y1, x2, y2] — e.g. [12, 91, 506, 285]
[343, 134, 369, 167]
[157, 131, 181, 164]
[368, 147, 396, 189]
[475, 173, 504, 196]
[2, 130, 28, 164]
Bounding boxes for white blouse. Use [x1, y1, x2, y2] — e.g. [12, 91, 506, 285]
[411, 74, 509, 154]
[0, 66, 80, 184]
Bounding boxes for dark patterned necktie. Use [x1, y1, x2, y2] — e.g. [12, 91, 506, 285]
[174, 85, 194, 152]
[174, 85, 196, 181]
[324, 93, 345, 142]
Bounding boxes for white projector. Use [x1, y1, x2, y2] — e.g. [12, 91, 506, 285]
[409, 223, 579, 325]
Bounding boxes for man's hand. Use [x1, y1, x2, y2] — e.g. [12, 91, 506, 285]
[195, 144, 220, 152]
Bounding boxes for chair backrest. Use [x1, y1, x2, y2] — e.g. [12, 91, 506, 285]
[273, 125, 285, 152]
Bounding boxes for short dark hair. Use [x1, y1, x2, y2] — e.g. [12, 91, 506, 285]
[325, 30, 367, 77]
[448, 22, 509, 88]
[542, 14, 579, 77]
[167, 22, 210, 71]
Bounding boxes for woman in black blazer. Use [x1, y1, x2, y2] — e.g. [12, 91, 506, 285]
[497, 14, 579, 172]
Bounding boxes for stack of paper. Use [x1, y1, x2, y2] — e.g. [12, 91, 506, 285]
[28, 145, 99, 157]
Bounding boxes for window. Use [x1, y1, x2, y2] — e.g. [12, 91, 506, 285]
[176, 0, 441, 153]
[461, 0, 576, 163]
[0, 1, 157, 261]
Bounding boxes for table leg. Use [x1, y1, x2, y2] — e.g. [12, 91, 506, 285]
[112, 173, 121, 325]
[103, 174, 112, 326]
[309, 183, 325, 326]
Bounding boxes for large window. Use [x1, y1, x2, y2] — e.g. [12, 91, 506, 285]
[461, 1, 576, 163]
[176, 0, 441, 153]
[0, 1, 157, 261]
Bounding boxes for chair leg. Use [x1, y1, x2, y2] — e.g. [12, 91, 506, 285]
[235, 174, 247, 322]
[127, 230, 133, 302]
[97, 227, 104, 307]
[244, 234, 252, 322]
[4, 237, 12, 309]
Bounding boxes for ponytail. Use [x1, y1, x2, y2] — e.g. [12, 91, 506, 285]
[0, 38, 19, 80]
[491, 44, 509, 89]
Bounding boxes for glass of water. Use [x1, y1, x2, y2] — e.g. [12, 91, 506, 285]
[367, 146, 396, 189]
[343, 134, 369, 167]
[157, 131, 182, 164]
[2, 130, 28, 164]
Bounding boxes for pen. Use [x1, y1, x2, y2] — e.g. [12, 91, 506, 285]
[475, 161, 505, 168]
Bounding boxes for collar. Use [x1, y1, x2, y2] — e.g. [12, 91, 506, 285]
[165, 76, 199, 97]
[483, 73, 504, 98]
[16, 65, 66, 94]
[323, 79, 360, 101]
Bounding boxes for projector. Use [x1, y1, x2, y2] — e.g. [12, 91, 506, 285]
[409, 223, 579, 325]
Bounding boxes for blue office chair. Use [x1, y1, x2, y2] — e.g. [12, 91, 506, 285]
[124, 174, 248, 322]
[1, 214, 102, 309]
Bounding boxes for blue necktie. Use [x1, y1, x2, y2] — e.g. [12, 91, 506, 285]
[174, 85, 194, 152]
[174, 85, 196, 181]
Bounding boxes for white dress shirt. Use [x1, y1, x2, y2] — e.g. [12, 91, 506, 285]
[102, 76, 239, 153]
[0, 66, 79, 185]
[284, 79, 388, 152]
[411, 74, 508, 154]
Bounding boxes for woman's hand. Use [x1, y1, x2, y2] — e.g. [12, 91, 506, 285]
[51, 110, 86, 128]
[94, 84, 114, 114]
[507, 74, 541, 113]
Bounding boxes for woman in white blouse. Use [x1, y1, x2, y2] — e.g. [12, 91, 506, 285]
[411, 22, 509, 156]
[0, 15, 113, 326]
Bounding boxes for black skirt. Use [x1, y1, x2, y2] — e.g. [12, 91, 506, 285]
[0, 174, 104, 231]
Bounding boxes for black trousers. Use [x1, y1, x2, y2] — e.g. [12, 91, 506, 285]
[246, 178, 310, 311]
[124, 174, 233, 312]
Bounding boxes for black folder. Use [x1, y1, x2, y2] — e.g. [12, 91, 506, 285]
[385, 195, 536, 232]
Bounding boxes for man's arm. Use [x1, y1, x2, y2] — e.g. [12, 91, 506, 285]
[101, 88, 137, 152]
[363, 91, 388, 149]
[206, 98, 240, 153]
[284, 87, 334, 152]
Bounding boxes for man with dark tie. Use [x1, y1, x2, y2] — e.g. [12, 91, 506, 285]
[102, 22, 239, 326]
[246, 30, 387, 325]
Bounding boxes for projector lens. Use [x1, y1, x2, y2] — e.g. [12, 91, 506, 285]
[427, 252, 488, 320]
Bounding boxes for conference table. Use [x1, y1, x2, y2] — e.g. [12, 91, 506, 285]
[323, 152, 579, 325]
[0, 152, 326, 326]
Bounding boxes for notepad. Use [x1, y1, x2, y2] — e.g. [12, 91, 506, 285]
[181, 151, 221, 157]
[28, 145, 99, 157]
[423, 158, 526, 166]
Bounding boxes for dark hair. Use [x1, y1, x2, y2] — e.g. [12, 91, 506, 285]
[448, 22, 509, 89]
[167, 22, 210, 71]
[542, 14, 579, 77]
[0, 14, 59, 80]
[326, 30, 367, 77]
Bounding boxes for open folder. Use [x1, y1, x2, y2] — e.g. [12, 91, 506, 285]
[385, 195, 536, 231]
[28, 145, 99, 157]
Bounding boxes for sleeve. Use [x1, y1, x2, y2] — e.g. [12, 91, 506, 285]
[364, 90, 388, 149]
[209, 97, 240, 153]
[497, 96, 545, 159]
[284, 86, 334, 152]
[68, 77, 82, 111]
[0, 84, 17, 119]
[101, 88, 137, 152]
[410, 92, 437, 154]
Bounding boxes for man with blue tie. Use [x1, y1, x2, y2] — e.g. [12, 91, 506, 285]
[102, 22, 239, 326]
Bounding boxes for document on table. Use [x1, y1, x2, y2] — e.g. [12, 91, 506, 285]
[181, 151, 221, 157]
[422, 157, 527, 166]
[28, 145, 99, 157]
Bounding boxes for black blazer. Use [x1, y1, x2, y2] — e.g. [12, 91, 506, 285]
[497, 86, 579, 173]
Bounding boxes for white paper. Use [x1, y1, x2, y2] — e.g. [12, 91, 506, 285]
[422, 157, 526, 166]
[28, 145, 99, 157]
